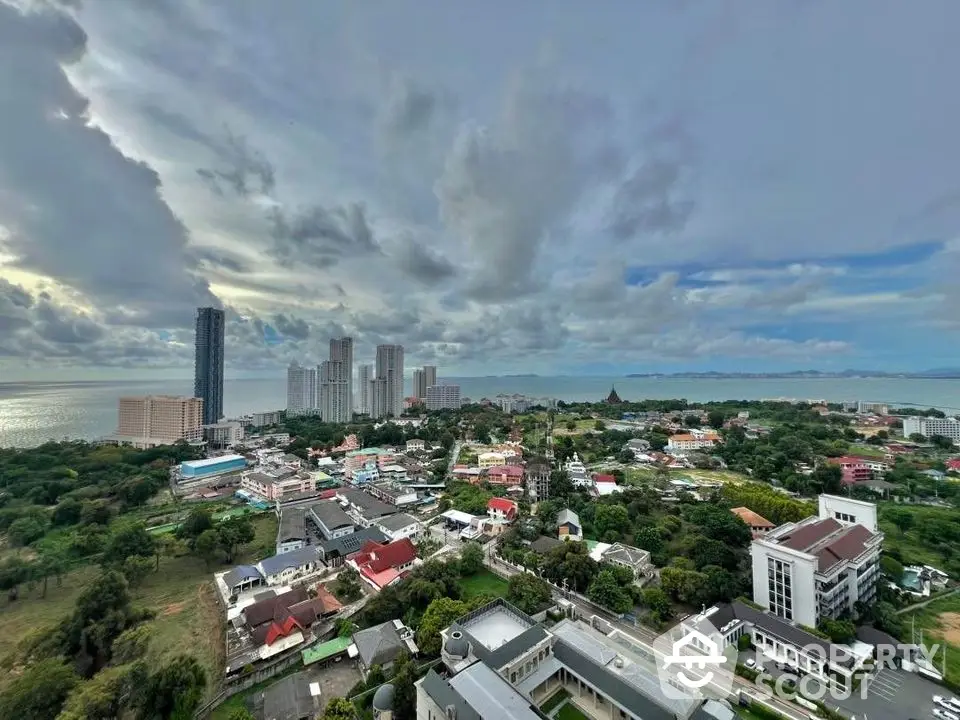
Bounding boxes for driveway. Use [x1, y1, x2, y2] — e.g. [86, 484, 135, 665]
[834, 667, 940, 720]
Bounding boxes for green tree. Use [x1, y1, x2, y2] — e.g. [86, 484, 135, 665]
[194, 529, 220, 568]
[111, 624, 153, 664]
[0, 658, 77, 720]
[818, 618, 856, 644]
[57, 661, 148, 720]
[216, 516, 256, 563]
[506, 573, 552, 615]
[707, 410, 726, 430]
[392, 651, 418, 719]
[416, 597, 470, 656]
[122, 555, 155, 587]
[8, 516, 46, 546]
[884, 508, 914, 534]
[0, 555, 31, 601]
[633, 526, 663, 554]
[102, 523, 157, 568]
[594, 504, 629, 542]
[321, 697, 355, 720]
[139, 655, 207, 720]
[52, 498, 83, 526]
[880, 555, 905, 579]
[641, 587, 672, 622]
[176, 509, 213, 545]
[459, 542, 484, 576]
[587, 569, 633, 614]
[226, 709, 255, 720]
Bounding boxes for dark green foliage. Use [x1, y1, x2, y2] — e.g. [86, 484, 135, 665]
[0, 658, 78, 720]
[138, 654, 207, 720]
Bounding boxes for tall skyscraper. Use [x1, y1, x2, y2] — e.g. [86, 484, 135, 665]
[374, 344, 404, 418]
[328, 337, 354, 412]
[319, 359, 350, 423]
[413, 365, 437, 399]
[194, 307, 225, 425]
[358, 364, 373, 414]
[286, 361, 317, 415]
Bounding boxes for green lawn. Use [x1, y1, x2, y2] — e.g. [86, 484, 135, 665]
[460, 569, 509, 600]
[539, 689, 571, 714]
[899, 591, 960, 685]
[556, 702, 591, 720]
[0, 513, 278, 700]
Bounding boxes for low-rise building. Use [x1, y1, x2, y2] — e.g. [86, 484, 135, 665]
[179, 454, 247, 480]
[241, 470, 315, 501]
[487, 497, 518, 522]
[405, 438, 427, 453]
[366, 482, 418, 507]
[308, 501, 355, 541]
[348, 538, 418, 590]
[317, 526, 389, 568]
[557, 509, 582, 541]
[203, 421, 245, 449]
[484, 464, 525, 486]
[337, 488, 398, 527]
[258, 546, 322, 586]
[375, 513, 423, 542]
[276, 507, 308, 554]
[478, 451, 507, 469]
[344, 447, 395, 480]
[666, 430, 721, 452]
[351, 620, 418, 678]
[599, 543, 655, 582]
[730, 506, 775, 537]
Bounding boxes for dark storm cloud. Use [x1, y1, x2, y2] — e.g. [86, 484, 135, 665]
[607, 159, 695, 239]
[380, 76, 440, 140]
[272, 312, 310, 340]
[268, 202, 382, 268]
[0, 1, 218, 329]
[195, 130, 276, 198]
[189, 246, 253, 274]
[392, 236, 457, 285]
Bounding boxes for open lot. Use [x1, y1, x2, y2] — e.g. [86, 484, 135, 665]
[460, 568, 509, 600]
[835, 667, 940, 720]
[900, 592, 960, 684]
[0, 513, 278, 700]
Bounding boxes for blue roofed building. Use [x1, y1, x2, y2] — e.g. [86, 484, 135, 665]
[257, 546, 321, 586]
[179, 454, 247, 479]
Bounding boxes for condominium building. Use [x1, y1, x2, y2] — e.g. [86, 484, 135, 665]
[286, 362, 318, 416]
[750, 495, 883, 627]
[319, 360, 350, 423]
[358, 364, 373, 415]
[113, 395, 204, 449]
[903, 415, 960, 442]
[328, 337, 354, 413]
[203, 421, 245, 449]
[425, 383, 461, 411]
[412, 365, 437, 400]
[373, 345, 404, 418]
[194, 307, 225, 425]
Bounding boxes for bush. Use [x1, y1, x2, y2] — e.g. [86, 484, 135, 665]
[737, 634, 752, 651]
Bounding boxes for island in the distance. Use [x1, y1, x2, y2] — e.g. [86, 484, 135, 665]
[627, 368, 960, 379]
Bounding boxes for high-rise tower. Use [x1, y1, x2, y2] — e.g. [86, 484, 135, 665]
[374, 344, 404, 418]
[194, 307, 225, 425]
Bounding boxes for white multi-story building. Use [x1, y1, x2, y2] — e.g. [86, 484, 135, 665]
[666, 429, 721, 452]
[425, 383, 461, 410]
[373, 345, 404, 418]
[857, 401, 889, 415]
[286, 362, 318, 416]
[203, 420, 245, 449]
[412, 365, 437, 400]
[329, 337, 353, 413]
[903, 415, 960, 442]
[319, 359, 351, 423]
[358, 364, 373, 414]
[750, 495, 883, 627]
[112, 395, 204, 449]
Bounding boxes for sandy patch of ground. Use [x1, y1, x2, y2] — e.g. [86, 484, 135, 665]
[161, 601, 187, 616]
[936, 612, 960, 645]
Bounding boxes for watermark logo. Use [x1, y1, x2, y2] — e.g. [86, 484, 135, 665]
[653, 616, 737, 713]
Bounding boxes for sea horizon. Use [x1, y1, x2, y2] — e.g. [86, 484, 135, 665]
[4, 375, 960, 449]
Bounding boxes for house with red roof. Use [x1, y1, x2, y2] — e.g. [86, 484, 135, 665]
[731, 506, 775, 538]
[947, 458, 960, 472]
[592, 473, 616, 484]
[347, 538, 418, 591]
[483, 464, 525, 486]
[240, 584, 342, 660]
[487, 497, 518, 522]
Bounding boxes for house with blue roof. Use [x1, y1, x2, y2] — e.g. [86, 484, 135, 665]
[257, 546, 321, 586]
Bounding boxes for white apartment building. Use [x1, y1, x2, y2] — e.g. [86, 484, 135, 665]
[666, 429, 721, 452]
[112, 395, 204, 449]
[358, 364, 373, 414]
[328, 337, 354, 413]
[319, 360, 351, 423]
[903, 415, 960, 442]
[750, 495, 883, 627]
[286, 362, 318, 416]
[203, 420, 245, 449]
[373, 345, 404, 418]
[412, 366, 437, 400]
[425, 383, 461, 410]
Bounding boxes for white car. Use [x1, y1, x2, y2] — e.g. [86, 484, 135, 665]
[934, 696, 960, 712]
[744, 658, 756, 668]
[933, 708, 959, 720]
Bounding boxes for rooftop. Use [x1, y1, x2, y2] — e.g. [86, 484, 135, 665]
[447, 661, 543, 720]
[459, 599, 534, 651]
[771, 517, 880, 573]
[182, 454, 246, 468]
[309, 501, 354, 531]
[376, 513, 420, 531]
[730, 506, 775, 529]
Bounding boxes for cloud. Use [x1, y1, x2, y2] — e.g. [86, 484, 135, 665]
[196, 129, 276, 198]
[271, 312, 310, 341]
[0, 1, 218, 334]
[267, 202, 382, 268]
[391, 234, 457, 285]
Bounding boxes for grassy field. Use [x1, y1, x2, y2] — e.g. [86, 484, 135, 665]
[556, 702, 591, 720]
[878, 503, 960, 571]
[460, 569, 509, 600]
[0, 513, 278, 699]
[623, 466, 750, 486]
[899, 592, 960, 684]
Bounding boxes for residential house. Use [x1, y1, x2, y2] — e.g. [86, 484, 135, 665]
[487, 497, 518, 522]
[308, 501, 355, 541]
[528, 535, 563, 555]
[600, 543, 654, 582]
[666, 430, 721, 452]
[375, 513, 424, 542]
[451, 466, 482, 481]
[731, 506, 775, 538]
[483, 464, 525, 486]
[557, 509, 582, 541]
[317, 526, 389, 568]
[343, 447, 395, 480]
[240, 585, 342, 661]
[478, 451, 507, 469]
[222, 564, 264, 598]
[351, 619, 419, 678]
[378, 464, 409, 483]
[624, 438, 651, 456]
[258, 546, 322, 586]
[406, 438, 427, 452]
[348, 538, 418, 590]
[827, 456, 873, 484]
[240, 469, 315, 502]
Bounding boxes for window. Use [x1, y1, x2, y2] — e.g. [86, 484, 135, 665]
[767, 557, 794, 621]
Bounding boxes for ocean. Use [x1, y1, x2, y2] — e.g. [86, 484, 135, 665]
[2, 376, 960, 449]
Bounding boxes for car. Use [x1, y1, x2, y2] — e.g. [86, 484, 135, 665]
[933, 709, 959, 720]
[935, 696, 960, 712]
[744, 658, 756, 668]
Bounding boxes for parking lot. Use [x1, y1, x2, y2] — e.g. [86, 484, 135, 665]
[744, 650, 943, 720]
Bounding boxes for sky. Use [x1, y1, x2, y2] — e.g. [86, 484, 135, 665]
[2, 0, 960, 382]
